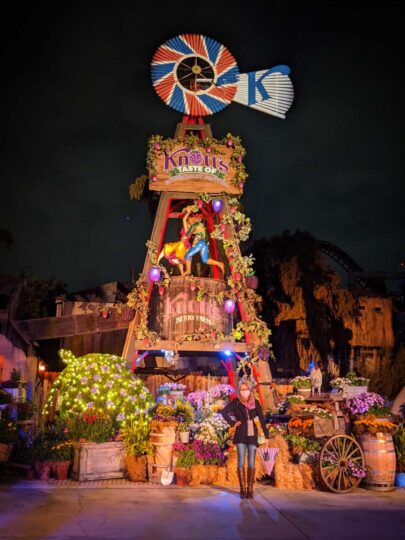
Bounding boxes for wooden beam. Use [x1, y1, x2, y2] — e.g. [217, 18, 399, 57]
[131, 340, 250, 354]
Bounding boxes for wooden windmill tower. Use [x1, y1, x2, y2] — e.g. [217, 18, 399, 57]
[122, 34, 294, 411]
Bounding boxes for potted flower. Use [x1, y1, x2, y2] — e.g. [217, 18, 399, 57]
[393, 424, 405, 488]
[207, 384, 235, 408]
[345, 392, 391, 420]
[173, 444, 196, 486]
[331, 371, 369, 397]
[16, 401, 36, 435]
[285, 434, 320, 463]
[286, 395, 306, 405]
[157, 383, 187, 404]
[43, 351, 154, 482]
[121, 419, 152, 482]
[189, 439, 225, 485]
[291, 376, 311, 397]
[1, 368, 24, 402]
[67, 411, 127, 481]
[49, 441, 74, 480]
[0, 418, 18, 462]
[177, 421, 191, 444]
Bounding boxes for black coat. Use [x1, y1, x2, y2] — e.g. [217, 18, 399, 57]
[220, 398, 269, 446]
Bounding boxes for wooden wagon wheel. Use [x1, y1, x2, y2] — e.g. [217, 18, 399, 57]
[319, 434, 364, 493]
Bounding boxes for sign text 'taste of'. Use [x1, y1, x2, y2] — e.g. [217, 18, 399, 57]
[149, 144, 240, 194]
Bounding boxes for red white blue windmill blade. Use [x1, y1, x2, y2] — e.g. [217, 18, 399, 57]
[151, 34, 294, 119]
[151, 34, 239, 116]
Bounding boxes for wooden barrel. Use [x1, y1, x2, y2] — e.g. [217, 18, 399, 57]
[358, 433, 396, 491]
[149, 276, 232, 340]
[149, 426, 176, 480]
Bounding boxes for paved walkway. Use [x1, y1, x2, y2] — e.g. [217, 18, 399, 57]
[0, 481, 404, 539]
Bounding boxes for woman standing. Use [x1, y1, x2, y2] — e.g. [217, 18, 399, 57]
[220, 381, 269, 499]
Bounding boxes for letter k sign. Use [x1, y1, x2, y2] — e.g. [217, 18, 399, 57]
[233, 65, 293, 119]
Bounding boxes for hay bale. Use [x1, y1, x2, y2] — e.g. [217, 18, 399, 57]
[268, 434, 316, 490]
[189, 464, 220, 486]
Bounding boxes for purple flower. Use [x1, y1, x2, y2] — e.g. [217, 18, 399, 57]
[207, 384, 234, 400]
[106, 381, 113, 388]
[101, 365, 109, 372]
[93, 374, 101, 381]
[86, 402, 94, 409]
[346, 392, 385, 416]
[90, 386, 98, 394]
[187, 390, 207, 409]
[81, 377, 88, 384]
[116, 412, 125, 422]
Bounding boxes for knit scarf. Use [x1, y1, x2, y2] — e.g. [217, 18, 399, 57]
[239, 394, 256, 410]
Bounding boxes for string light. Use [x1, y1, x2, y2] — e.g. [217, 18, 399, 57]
[43, 350, 154, 427]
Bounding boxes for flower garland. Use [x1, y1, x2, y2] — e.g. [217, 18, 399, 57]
[126, 276, 160, 346]
[126, 133, 274, 371]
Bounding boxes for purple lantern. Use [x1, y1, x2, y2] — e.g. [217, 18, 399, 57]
[224, 299, 236, 314]
[212, 199, 223, 213]
[148, 267, 161, 282]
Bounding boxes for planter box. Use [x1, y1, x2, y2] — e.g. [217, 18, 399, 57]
[297, 388, 311, 398]
[342, 385, 368, 398]
[72, 441, 125, 482]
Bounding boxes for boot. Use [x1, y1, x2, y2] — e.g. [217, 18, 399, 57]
[237, 468, 247, 499]
[246, 467, 255, 499]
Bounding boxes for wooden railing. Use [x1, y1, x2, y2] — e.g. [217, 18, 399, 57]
[15, 312, 131, 340]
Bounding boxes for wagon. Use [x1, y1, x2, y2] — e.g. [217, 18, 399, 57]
[276, 392, 365, 494]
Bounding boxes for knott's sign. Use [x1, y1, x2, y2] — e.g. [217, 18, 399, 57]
[149, 144, 241, 194]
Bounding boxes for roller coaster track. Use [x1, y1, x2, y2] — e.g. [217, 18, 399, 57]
[317, 239, 387, 294]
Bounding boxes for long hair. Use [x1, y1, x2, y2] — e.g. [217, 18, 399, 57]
[238, 381, 255, 409]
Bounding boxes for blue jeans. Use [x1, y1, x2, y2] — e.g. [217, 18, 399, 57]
[236, 443, 257, 468]
[185, 240, 209, 263]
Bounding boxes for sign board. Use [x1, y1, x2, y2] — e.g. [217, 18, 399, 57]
[149, 144, 241, 194]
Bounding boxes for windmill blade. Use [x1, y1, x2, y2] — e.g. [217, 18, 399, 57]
[233, 65, 294, 119]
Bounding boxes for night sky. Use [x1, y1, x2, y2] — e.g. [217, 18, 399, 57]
[1, 1, 403, 292]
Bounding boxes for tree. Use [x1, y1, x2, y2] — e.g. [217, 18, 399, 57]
[253, 231, 355, 374]
[19, 276, 67, 319]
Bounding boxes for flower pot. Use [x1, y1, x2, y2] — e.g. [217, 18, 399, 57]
[125, 455, 148, 482]
[343, 385, 368, 398]
[293, 452, 311, 464]
[297, 388, 311, 398]
[174, 467, 190, 486]
[395, 472, 405, 488]
[179, 431, 190, 444]
[72, 441, 126, 481]
[0, 443, 14, 463]
[169, 391, 184, 401]
[53, 460, 70, 481]
[35, 461, 52, 481]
